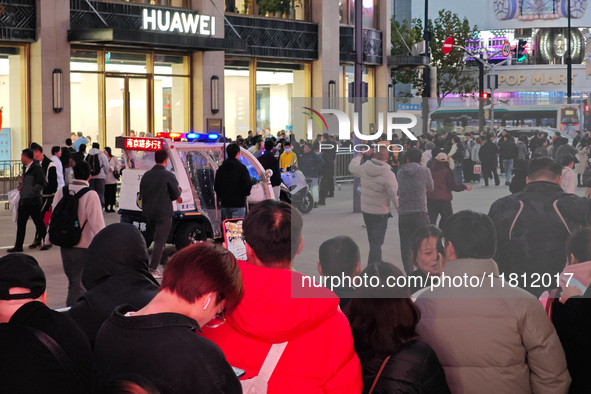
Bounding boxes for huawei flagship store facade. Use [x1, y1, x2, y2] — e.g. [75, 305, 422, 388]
[0, 0, 392, 160]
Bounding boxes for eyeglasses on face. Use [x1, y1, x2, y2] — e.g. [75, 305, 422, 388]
[205, 309, 225, 328]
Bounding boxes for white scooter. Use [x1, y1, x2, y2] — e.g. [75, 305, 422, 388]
[280, 166, 314, 214]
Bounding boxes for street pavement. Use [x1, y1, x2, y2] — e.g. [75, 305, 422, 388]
[0, 181, 587, 309]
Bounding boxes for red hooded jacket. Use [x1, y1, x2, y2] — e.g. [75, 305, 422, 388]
[201, 260, 362, 393]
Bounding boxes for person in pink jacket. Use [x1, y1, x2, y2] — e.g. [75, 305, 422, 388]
[48, 161, 105, 306]
[201, 200, 362, 393]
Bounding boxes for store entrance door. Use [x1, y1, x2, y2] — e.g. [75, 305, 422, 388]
[105, 75, 149, 152]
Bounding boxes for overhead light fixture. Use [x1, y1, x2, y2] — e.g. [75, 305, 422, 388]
[211, 75, 219, 114]
[52, 69, 63, 113]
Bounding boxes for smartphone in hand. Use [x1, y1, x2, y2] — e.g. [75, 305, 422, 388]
[223, 219, 247, 261]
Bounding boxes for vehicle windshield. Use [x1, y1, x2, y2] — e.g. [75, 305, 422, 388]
[123, 150, 173, 171]
[178, 148, 224, 238]
[239, 155, 261, 181]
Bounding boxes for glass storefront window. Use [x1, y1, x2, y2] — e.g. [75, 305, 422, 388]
[71, 49, 99, 72]
[105, 52, 148, 74]
[0, 46, 26, 161]
[70, 49, 189, 156]
[71, 72, 100, 142]
[224, 67, 251, 139]
[225, 0, 307, 21]
[154, 54, 189, 134]
[255, 64, 306, 135]
[97, 0, 190, 8]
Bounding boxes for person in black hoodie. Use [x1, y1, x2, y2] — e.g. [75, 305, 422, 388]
[345, 263, 450, 394]
[214, 143, 252, 220]
[68, 223, 159, 347]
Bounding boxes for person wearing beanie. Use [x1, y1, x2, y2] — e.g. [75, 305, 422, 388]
[426, 153, 472, 228]
[0, 253, 92, 392]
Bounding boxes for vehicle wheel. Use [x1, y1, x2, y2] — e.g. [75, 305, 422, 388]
[297, 192, 314, 214]
[175, 222, 207, 250]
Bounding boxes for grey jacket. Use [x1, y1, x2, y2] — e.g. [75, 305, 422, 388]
[87, 148, 110, 180]
[397, 162, 434, 215]
[139, 165, 181, 220]
[20, 161, 47, 205]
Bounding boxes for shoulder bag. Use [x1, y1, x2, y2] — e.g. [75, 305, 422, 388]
[368, 355, 391, 394]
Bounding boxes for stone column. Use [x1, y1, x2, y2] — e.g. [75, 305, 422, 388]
[191, 0, 225, 135]
[375, 0, 392, 99]
[311, 0, 340, 101]
[30, 0, 71, 151]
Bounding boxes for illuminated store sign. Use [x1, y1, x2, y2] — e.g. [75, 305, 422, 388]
[142, 9, 216, 36]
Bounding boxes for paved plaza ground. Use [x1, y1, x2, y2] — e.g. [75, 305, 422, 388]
[0, 181, 587, 309]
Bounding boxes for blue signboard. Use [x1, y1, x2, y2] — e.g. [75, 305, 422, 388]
[0, 128, 11, 161]
[397, 103, 422, 111]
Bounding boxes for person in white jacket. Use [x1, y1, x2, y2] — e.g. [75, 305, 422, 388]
[48, 160, 105, 306]
[348, 147, 398, 264]
[559, 154, 577, 194]
[51, 146, 65, 189]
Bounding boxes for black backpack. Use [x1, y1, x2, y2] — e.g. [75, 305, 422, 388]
[86, 154, 101, 176]
[49, 186, 91, 247]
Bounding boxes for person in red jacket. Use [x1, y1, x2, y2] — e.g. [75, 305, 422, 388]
[201, 200, 362, 393]
[427, 153, 471, 228]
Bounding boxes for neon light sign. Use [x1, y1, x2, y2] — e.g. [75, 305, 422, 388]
[142, 9, 216, 36]
[123, 138, 163, 151]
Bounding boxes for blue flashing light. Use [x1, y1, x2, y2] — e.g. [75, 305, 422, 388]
[187, 133, 198, 139]
[207, 133, 219, 140]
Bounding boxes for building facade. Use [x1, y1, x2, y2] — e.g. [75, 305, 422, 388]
[0, 0, 392, 160]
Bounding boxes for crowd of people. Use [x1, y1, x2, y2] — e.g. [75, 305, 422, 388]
[2, 193, 591, 393]
[3, 127, 591, 393]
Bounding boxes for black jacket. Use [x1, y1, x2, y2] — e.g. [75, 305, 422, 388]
[552, 286, 591, 394]
[69, 223, 159, 347]
[0, 301, 92, 393]
[478, 141, 499, 167]
[489, 181, 591, 296]
[214, 158, 252, 208]
[299, 151, 325, 178]
[40, 155, 58, 197]
[357, 340, 450, 394]
[499, 140, 518, 160]
[258, 151, 282, 187]
[94, 305, 242, 393]
[139, 164, 181, 220]
[71, 151, 85, 165]
[20, 161, 47, 205]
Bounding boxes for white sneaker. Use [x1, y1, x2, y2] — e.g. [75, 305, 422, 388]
[149, 269, 163, 279]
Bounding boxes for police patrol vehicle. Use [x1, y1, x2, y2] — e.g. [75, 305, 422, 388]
[115, 132, 274, 249]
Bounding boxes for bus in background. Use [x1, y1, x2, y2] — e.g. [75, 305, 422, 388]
[429, 104, 581, 137]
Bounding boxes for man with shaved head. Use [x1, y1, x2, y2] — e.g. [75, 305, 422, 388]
[348, 145, 399, 264]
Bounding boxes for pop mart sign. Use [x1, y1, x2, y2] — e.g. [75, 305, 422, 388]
[142, 9, 216, 36]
